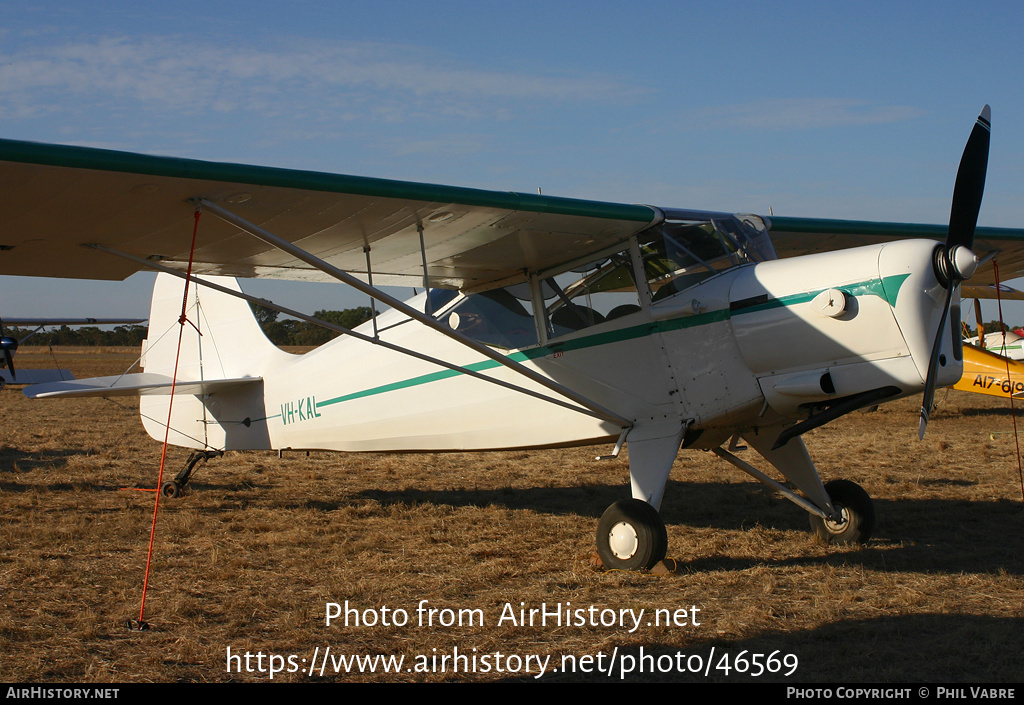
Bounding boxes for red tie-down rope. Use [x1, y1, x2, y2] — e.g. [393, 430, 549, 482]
[131, 206, 203, 630]
[992, 260, 1024, 502]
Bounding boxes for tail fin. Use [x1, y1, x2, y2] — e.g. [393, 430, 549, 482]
[139, 273, 290, 450]
[142, 273, 286, 379]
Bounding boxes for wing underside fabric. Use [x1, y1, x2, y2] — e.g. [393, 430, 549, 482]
[0, 139, 660, 291]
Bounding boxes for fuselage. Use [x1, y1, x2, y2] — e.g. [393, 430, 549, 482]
[138, 224, 960, 455]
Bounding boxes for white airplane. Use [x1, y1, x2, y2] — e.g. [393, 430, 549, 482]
[959, 284, 1024, 360]
[964, 329, 1024, 361]
[0, 316, 144, 389]
[1, 106, 1021, 570]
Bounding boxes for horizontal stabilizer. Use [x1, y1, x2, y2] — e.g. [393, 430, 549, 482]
[1, 369, 75, 385]
[24, 373, 261, 399]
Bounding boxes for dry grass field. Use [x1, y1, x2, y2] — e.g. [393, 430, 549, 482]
[1, 347, 1022, 683]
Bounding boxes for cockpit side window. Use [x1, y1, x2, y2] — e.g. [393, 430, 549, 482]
[539, 246, 642, 340]
[433, 215, 771, 350]
[438, 243, 644, 349]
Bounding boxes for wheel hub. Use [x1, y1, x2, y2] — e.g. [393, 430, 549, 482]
[607, 521, 639, 560]
[823, 503, 850, 533]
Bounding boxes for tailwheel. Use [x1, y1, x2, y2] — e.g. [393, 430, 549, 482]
[809, 479, 875, 545]
[596, 499, 668, 571]
[161, 480, 184, 498]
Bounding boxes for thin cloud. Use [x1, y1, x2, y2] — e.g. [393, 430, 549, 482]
[0, 36, 645, 124]
[686, 98, 925, 131]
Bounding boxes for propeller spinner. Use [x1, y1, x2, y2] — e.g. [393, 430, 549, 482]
[919, 105, 991, 439]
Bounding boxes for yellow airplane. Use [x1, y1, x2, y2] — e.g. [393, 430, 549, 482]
[955, 342, 1024, 399]
[955, 288, 1024, 399]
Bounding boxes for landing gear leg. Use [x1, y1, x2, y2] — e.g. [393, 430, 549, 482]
[161, 450, 223, 498]
[597, 421, 686, 571]
[596, 499, 667, 571]
[724, 429, 876, 546]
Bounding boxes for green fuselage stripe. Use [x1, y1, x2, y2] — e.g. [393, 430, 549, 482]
[315, 307, 730, 409]
[729, 273, 911, 316]
[310, 274, 905, 410]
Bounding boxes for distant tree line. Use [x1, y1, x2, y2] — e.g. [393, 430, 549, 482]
[7, 305, 373, 348]
[251, 304, 374, 346]
[5, 324, 148, 347]
[12, 310, 1021, 348]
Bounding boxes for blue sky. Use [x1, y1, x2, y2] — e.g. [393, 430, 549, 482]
[2, 1, 1023, 322]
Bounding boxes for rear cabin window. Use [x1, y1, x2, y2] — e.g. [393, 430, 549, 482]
[443, 286, 538, 350]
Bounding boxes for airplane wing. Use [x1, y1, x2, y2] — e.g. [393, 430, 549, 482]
[0, 138, 661, 292]
[767, 217, 1024, 287]
[2, 138, 1024, 291]
[961, 284, 1024, 300]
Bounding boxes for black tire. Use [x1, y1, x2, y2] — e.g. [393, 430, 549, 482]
[161, 480, 183, 499]
[809, 479, 875, 545]
[596, 499, 668, 570]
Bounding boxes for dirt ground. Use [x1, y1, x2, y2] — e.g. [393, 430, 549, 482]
[1, 348, 1022, 683]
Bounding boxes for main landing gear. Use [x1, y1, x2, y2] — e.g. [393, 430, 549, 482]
[161, 450, 223, 498]
[594, 430, 877, 571]
[595, 478, 875, 572]
[596, 499, 667, 571]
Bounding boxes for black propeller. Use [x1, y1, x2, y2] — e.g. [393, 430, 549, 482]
[0, 333, 16, 379]
[919, 105, 991, 439]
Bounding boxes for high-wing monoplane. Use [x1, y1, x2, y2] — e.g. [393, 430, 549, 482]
[2, 106, 1021, 570]
[0, 316, 144, 389]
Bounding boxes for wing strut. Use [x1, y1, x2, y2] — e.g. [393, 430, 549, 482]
[363, 244, 379, 338]
[194, 198, 632, 428]
[417, 223, 433, 317]
[88, 243, 630, 427]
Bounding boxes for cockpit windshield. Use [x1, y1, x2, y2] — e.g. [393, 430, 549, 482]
[539, 246, 641, 339]
[643, 213, 772, 300]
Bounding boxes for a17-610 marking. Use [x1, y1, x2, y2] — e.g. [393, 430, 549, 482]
[971, 374, 1024, 396]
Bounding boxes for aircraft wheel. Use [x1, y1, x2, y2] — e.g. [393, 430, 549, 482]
[809, 479, 875, 545]
[596, 499, 667, 570]
[161, 480, 184, 499]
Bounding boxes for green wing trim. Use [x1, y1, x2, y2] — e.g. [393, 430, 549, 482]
[0, 138, 656, 224]
[769, 216, 1024, 243]
[768, 216, 1024, 284]
[0, 138, 661, 288]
